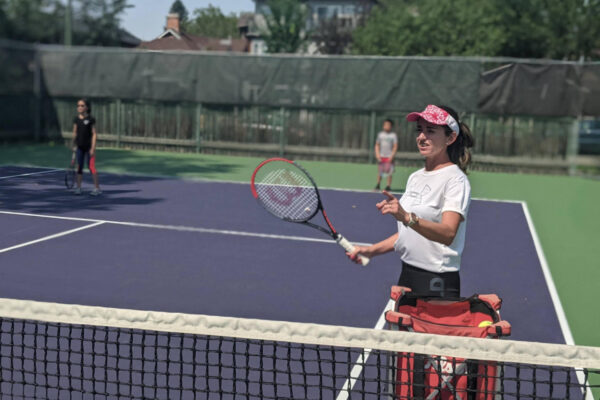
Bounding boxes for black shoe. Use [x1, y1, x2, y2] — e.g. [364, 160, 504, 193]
[374, 184, 381, 190]
[385, 186, 391, 191]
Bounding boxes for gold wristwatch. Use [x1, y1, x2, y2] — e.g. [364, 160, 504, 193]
[406, 212, 419, 227]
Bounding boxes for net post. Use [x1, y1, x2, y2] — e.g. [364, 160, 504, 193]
[567, 116, 581, 176]
[368, 111, 376, 164]
[195, 103, 202, 153]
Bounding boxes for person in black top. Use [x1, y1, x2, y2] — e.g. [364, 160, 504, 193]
[72, 99, 101, 195]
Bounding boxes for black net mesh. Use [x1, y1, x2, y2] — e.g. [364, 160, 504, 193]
[0, 316, 598, 400]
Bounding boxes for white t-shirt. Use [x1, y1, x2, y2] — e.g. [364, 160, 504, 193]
[394, 164, 471, 273]
[376, 131, 398, 158]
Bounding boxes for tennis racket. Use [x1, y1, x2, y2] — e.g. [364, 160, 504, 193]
[251, 158, 370, 266]
[64, 150, 76, 189]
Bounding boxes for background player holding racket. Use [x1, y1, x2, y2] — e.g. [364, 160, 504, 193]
[374, 119, 398, 191]
[350, 105, 474, 298]
[72, 99, 101, 196]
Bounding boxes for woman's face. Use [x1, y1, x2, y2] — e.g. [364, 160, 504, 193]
[77, 101, 87, 114]
[415, 118, 454, 158]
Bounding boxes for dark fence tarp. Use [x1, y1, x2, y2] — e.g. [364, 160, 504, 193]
[0, 42, 37, 136]
[479, 63, 600, 117]
[35, 47, 480, 112]
[582, 64, 600, 116]
[2, 40, 599, 117]
[0, 44, 35, 96]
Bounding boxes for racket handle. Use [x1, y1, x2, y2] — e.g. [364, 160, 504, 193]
[336, 235, 370, 266]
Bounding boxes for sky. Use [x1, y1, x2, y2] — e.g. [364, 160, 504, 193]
[120, 1, 255, 41]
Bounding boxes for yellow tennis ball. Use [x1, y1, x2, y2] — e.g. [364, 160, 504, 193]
[478, 320, 493, 328]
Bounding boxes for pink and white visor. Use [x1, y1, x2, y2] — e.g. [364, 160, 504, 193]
[406, 105, 460, 135]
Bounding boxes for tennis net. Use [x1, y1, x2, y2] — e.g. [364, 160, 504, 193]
[0, 298, 598, 399]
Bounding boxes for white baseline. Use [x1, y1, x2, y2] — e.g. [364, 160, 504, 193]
[0, 168, 62, 181]
[0, 210, 371, 247]
[0, 221, 104, 254]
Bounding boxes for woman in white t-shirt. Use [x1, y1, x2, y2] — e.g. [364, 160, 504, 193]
[348, 104, 474, 297]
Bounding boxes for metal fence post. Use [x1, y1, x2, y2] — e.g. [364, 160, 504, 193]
[279, 107, 285, 157]
[116, 99, 122, 148]
[33, 51, 42, 141]
[195, 103, 202, 153]
[175, 103, 181, 140]
[330, 113, 337, 147]
[144, 103, 151, 138]
[368, 111, 376, 164]
[567, 116, 581, 176]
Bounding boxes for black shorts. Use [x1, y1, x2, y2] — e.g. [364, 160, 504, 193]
[76, 147, 96, 174]
[398, 262, 460, 298]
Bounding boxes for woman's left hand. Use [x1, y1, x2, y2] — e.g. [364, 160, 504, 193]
[377, 191, 409, 224]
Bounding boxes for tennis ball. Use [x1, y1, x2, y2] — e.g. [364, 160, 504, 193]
[304, 207, 311, 212]
[478, 320, 493, 328]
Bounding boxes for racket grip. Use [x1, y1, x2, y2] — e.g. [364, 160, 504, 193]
[336, 235, 370, 266]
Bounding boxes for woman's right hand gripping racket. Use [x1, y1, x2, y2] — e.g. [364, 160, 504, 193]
[251, 158, 370, 266]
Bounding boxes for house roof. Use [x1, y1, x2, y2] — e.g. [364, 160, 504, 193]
[138, 31, 248, 52]
[237, 13, 267, 39]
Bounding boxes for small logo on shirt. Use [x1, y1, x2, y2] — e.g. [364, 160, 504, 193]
[406, 185, 431, 205]
[83, 119, 90, 125]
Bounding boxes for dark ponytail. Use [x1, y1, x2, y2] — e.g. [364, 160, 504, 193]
[438, 105, 474, 173]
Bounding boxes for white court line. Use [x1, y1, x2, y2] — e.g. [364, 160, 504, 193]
[520, 203, 592, 400]
[0, 221, 104, 254]
[0, 165, 522, 204]
[136, 175, 524, 203]
[336, 298, 395, 400]
[520, 202, 574, 345]
[0, 168, 62, 180]
[0, 210, 372, 247]
[337, 201, 586, 399]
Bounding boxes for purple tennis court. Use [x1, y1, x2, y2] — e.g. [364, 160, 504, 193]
[0, 165, 581, 399]
[0, 165, 567, 342]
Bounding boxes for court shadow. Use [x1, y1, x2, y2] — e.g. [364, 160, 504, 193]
[0, 167, 166, 214]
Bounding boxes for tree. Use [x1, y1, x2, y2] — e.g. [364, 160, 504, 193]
[263, 0, 308, 53]
[0, 0, 11, 38]
[74, 0, 132, 46]
[0, 0, 133, 46]
[352, 0, 505, 57]
[185, 5, 238, 38]
[311, 15, 353, 55]
[169, 0, 188, 25]
[536, 0, 600, 61]
[351, 0, 600, 60]
[0, 0, 65, 44]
